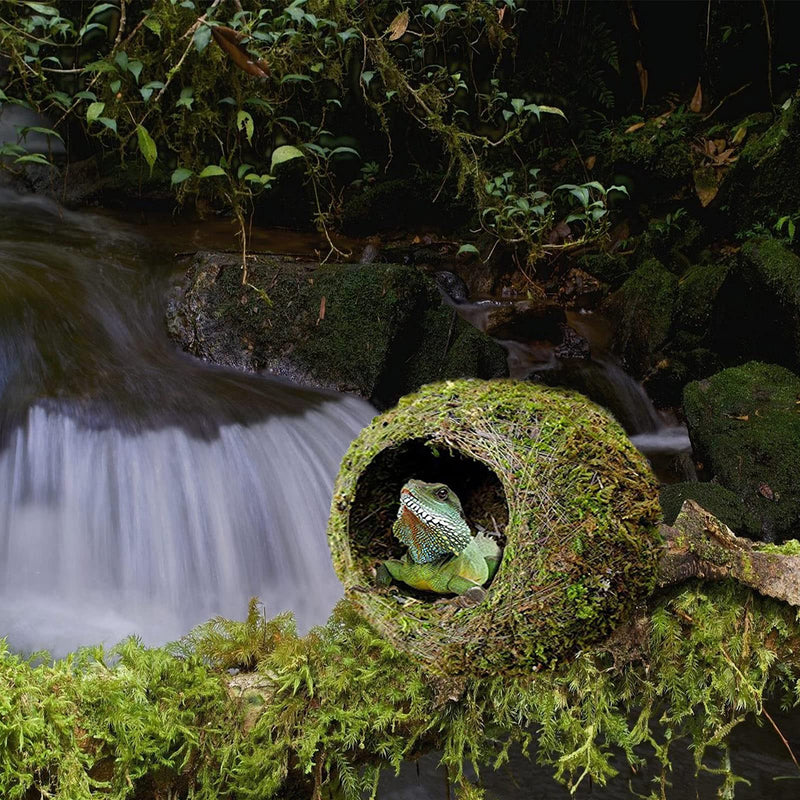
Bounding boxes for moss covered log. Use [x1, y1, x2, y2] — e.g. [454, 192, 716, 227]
[327, 379, 662, 676]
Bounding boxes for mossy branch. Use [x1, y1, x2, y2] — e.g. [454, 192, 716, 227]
[658, 500, 800, 607]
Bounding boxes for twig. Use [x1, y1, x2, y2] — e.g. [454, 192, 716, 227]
[701, 82, 753, 122]
[762, 707, 800, 771]
[760, 0, 773, 108]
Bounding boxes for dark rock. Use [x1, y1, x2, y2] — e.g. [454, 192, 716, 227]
[483, 300, 565, 343]
[683, 362, 800, 541]
[577, 252, 632, 289]
[660, 481, 755, 532]
[359, 243, 380, 264]
[675, 262, 730, 335]
[434, 271, 469, 304]
[718, 103, 800, 228]
[602, 258, 677, 377]
[339, 177, 470, 236]
[553, 323, 591, 360]
[166, 254, 507, 409]
[711, 239, 800, 372]
[557, 268, 605, 309]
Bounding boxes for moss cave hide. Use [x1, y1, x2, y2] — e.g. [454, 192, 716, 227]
[327, 380, 662, 677]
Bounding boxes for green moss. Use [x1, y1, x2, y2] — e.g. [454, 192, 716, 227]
[327, 379, 662, 676]
[603, 258, 677, 376]
[720, 101, 800, 226]
[169, 255, 507, 407]
[660, 481, 754, 531]
[676, 262, 730, 333]
[576, 252, 632, 288]
[683, 362, 800, 540]
[2, 582, 800, 798]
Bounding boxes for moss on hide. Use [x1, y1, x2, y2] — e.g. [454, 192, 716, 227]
[327, 379, 662, 677]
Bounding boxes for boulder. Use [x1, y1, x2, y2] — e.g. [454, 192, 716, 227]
[483, 299, 565, 342]
[166, 253, 507, 408]
[718, 102, 800, 228]
[683, 362, 800, 541]
[711, 240, 800, 372]
[603, 258, 677, 377]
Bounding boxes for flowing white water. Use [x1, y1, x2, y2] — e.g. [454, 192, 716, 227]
[0, 189, 374, 654]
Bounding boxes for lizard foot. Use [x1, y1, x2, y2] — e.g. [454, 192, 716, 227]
[444, 586, 486, 608]
[375, 563, 393, 587]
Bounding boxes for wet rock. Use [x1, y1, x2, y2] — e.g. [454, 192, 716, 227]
[711, 240, 800, 372]
[683, 362, 800, 541]
[577, 252, 633, 289]
[434, 271, 469, 304]
[602, 258, 677, 377]
[557, 268, 605, 309]
[553, 323, 591, 360]
[166, 253, 507, 409]
[483, 300, 565, 343]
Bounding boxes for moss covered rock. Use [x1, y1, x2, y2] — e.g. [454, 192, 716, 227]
[660, 481, 755, 531]
[683, 362, 800, 541]
[327, 380, 662, 676]
[711, 240, 800, 371]
[166, 254, 507, 408]
[719, 101, 800, 227]
[603, 258, 677, 376]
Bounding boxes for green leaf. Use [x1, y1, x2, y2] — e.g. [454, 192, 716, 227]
[198, 165, 227, 178]
[140, 81, 164, 102]
[136, 125, 157, 175]
[86, 102, 105, 123]
[362, 71, 375, 86]
[237, 110, 255, 145]
[171, 167, 193, 184]
[15, 153, 51, 165]
[511, 98, 525, 115]
[110, 80, 121, 93]
[20, 2, 58, 16]
[457, 244, 479, 256]
[114, 51, 128, 72]
[20, 126, 63, 142]
[86, 3, 116, 21]
[193, 25, 212, 53]
[538, 104, 568, 121]
[143, 17, 162, 37]
[329, 146, 360, 159]
[97, 117, 117, 133]
[127, 60, 143, 84]
[176, 87, 194, 110]
[280, 74, 313, 85]
[74, 90, 98, 101]
[271, 145, 304, 170]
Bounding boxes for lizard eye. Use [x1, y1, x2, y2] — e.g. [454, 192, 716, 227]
[436, 487, 449, 500]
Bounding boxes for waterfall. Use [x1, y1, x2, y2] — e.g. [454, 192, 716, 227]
[0, 188, 374, 654]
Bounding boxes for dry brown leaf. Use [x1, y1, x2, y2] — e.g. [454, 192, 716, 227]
[758, 483, 776, 501]
[694, 166, 721, 207]
[636, 60, 648, 108]
[690, 79, 702, 113]
[211, 26, 269, 79]
[387, 9, 409, 41]
[732, 126, 747, 145]
[625, 121, 646, 134]
[713, 138, 727, 152]
[585, 155, 596, 170]
[317, 296, 326, 324]
[497, 6, 506, 23]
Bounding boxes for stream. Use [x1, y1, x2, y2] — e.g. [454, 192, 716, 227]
[0, 188, 797, 797]
[0, 188, 374, 653]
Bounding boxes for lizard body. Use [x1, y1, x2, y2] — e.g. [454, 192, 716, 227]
[381, 479, 502, 596]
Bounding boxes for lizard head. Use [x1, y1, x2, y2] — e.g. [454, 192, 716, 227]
[395, 479, 472, 562]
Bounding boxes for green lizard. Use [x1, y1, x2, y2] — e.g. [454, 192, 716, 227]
[378, 479, 502, 598]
